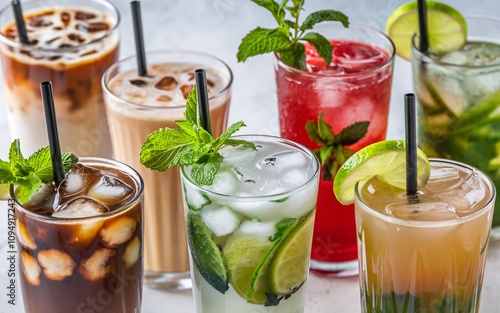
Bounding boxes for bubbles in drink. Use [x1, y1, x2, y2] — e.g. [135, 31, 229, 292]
[53, 197, 109, 218]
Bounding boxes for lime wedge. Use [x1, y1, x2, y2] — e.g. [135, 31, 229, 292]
[386, 0, 467, 60]
[0, 184, 9, 200]
[223, 236, 271, 301]
[334, 140, 430, 205]
[269, 211, 315, 295]
[186, 212, 229, 293]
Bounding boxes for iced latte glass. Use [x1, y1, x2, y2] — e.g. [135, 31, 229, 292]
[102, 50, 232, 290]
[12, 157, 144, 313]
[355, 159, 495, 312]
[0, 0, 120, 156]
[181, 135, 320, 313]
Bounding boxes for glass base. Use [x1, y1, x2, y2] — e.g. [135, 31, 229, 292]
[491, 225, 500, 241]
[144, 270, 192, 291]
[309, 259, 359, 278]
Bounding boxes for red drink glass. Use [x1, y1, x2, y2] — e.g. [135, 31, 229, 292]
[275, 22, 395, 277]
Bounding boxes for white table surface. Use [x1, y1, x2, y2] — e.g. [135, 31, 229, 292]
[0, 0, 499, 312]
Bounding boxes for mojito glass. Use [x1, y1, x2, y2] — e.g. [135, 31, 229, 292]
[412, 14, 500, 237]
[12, 157, 144, 313]
[355, 159, 495, 312]
[275, 22, 394, 276]
[180, 135, 320, 313]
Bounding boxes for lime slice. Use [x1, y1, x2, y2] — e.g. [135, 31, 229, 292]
[0, 184, 9, 200]
[386, 0, 467, 60]
[269, 211, 315, 295]
[223, 236, 271, 301]
[186, 212, 228, 293]
[334, 140, 430, 205]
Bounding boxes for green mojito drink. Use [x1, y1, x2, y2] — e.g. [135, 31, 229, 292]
[411, 14, 500, 234]
[181, 135, 319, 313]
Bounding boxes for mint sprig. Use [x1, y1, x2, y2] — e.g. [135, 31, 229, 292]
[306, 113, 369, 181]
[0, 139, 78, 203]
[140, 87, 255, 186]
[237, 0, 349, 70]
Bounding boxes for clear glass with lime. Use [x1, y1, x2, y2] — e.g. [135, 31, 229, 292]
[180, 135, 319, 313]
[334, 140, 495, 312]
[387, 1, 500, 237]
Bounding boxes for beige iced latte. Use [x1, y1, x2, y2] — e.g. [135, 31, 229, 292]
[103, 50, 232, 290]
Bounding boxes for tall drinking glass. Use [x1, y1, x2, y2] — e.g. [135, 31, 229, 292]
[102, 50, 232, 290]
[0, 0, 120, 157]
[355, 159, 495, 312]
[412, 14, 500, 239]
[275, 22, 395, 276]
[181, 135, 320, 313]
[11, 157, 144, 313]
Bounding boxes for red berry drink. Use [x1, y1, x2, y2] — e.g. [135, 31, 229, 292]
[274, 23, 395, 277]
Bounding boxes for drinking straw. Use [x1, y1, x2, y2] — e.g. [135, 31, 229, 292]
[40, 81, 65, 187]
[405, 93, 418, 196]
[195, 69, 212, 135]
[131, 0, 148, 76]
[11, 0, 30, 45]
[417, 0, 429, 52]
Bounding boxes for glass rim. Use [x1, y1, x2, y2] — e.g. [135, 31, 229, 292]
[10, 157, 144, 223]
[354, 158, 496, 228]
[180, 134, 320, 200]
[274, 22, 396, 78]
[102, 48, 234, 110]
[0, 0, 121, 53]
[411, 13, 500, 70]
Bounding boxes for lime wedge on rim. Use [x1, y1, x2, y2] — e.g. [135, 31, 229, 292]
[386, 0, 467, 60]
[0, 184, 9, 200]
[334, 140, 430, 205]
[269, 211, 314, 295]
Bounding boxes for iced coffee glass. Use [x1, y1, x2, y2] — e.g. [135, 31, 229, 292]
[355, 159, 495, 312]
[11, 157, 144, 313]
[102, 49, 232, 290]
[0, 0, 120, 156]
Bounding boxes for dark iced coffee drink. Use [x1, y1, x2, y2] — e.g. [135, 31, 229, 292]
[12, 158, 143, 313]
[0, 0, 119, 156]
[103, 50, 232, 290]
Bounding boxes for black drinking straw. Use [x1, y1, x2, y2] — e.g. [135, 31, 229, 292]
[40, 82, 65, 187]
[131, 0, 148, 76]
[405, 93, 418, 196]
[417, 0, 429, 52]
[195, 69, 212, 135]
[11, 0, 30, 45]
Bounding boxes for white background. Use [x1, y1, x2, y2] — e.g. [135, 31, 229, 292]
[0, 0, 499, 312]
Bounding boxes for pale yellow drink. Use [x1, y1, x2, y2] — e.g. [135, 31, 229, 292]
[355, 159, 495, 312]
[102, 50, 231, 290]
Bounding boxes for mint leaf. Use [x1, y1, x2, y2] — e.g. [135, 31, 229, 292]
[300, 10, 349, 31]
[305, 120, 322, 143]
[140, 128, 195, 171]
[251, 0, 286, 25]
[269, 217, 297, 242]
[9, 140, 32, 177]
[336, 121, 369, 146]
[16, 174, 42, 203]
[237, 27, 291, 62]
[26, 147, 78, 182]
[213, 121, 249, 150]
[317, 113, 334, 143]
[191, 153, 223, 186]
[0, 160, 15, 185]
[184, 88, 198, 125]
[279, 42, 306, 69]
[301, 32, 332, 66]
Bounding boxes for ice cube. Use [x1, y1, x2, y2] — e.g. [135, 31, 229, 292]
[76, 22, 110, 33]
[53, 197, 108, 218]
[279, 169, 308, 189]
[21, 251, 41, 286]
[123, 237, 141, 268]
[200, 204, 241, 237]
[16, 220, 37, 250]
[88, 175, 133, 204]
[25, 183, 54, 206]
[155, 76, 178, 91]
[37, 249, 76, 281]
[232, 220, 276, 241]
[79, 248, 115, 281]
[437, 171, 487, 214]
[100, 216, 137, 247]
[427, 167, 462, 192]
[60, 172, 85, 196]
[231, 166, 259, 184]
[385, 198, 459, 221]
[75, 11, 97, 20]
